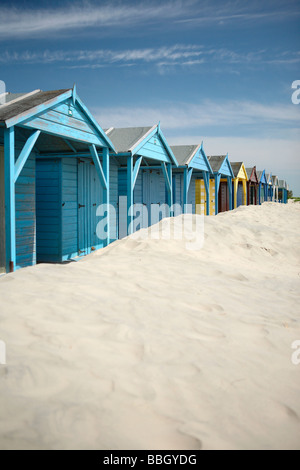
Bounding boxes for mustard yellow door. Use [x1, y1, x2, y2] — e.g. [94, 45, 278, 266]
[195, 179, 206, 214]
[209, 179, 215, 215]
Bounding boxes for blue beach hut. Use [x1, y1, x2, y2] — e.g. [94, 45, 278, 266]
[0, 87, 115, 273]
[207, 155, 234, 214]
[256, 170, 268, 204]
[105, 125, 178, 238]
[278, 180, 288, 203]
[170, 143, 213, 215]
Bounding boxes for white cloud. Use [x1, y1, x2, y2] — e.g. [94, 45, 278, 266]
[0, 2, 189, 39]
[92, 100, 300, 130]
[93, 100, 300, 193]
[0, 1, 298, 39]
[1, 46, 298, 71]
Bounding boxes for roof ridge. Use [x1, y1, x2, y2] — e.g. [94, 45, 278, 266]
[0, 89, 41, 109]
[128, 124, 157, 153]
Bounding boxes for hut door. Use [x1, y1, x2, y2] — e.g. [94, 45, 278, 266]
[195, 180, 206, 215]
[78, 159, 103, 256]
[209, 179, 215, 215]
[218, 182, 228, 213]
[0, 147, 5, 273]
[237, 183, 243, 207]
[143, 171, 164, 226]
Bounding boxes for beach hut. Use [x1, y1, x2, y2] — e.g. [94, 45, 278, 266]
[272, 175, 279, 202]
[256, 170, 268, 205]
[170, 144, 213, 215]
[0, 87, 115, 273]
[265, 173, 273, 201]
[105, 125, 178, 237]
[230, 162, 248, 208]
[207, 155, 234, 214]
[246, 166, 258, 205]
[278, 180, 288, 203]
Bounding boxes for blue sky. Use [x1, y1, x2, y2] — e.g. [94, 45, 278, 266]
[1, 0, 299, 193]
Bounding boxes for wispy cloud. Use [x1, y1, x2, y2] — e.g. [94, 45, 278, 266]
[1, 46, 299, 70]
[92, 100, 300, 130]
[0, 1, 190, 39]
[0, 1, 299, 39]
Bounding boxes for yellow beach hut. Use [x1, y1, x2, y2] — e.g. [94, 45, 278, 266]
[230, 162, 248, 208]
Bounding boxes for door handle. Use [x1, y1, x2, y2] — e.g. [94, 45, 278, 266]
[78, 204, 85, 208]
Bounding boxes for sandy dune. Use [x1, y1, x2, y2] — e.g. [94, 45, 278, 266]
[0, 202, 299, 450]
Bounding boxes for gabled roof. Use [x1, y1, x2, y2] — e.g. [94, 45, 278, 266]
[171, 144, 199, 166]
[265, 173, 273, 185]
[272, 175, 279, 186]
[257, 170, 267, 184]
[171, 143, 212, 173]
[208, 155, 234, 178]
[208, 155, 227, 172]
[245, 167, 259, 183]
[279, 179, 287, 189]
[105, 126, 152, 153]
[0, 87, 115, 151]
[230, 161, 248, 180]
[105, 125, 178, 165]
[0, 89, 69, 123]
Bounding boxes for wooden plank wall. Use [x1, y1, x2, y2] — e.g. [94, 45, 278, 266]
[61, 158, 78, 261]
[15, 154, 36, 268]
[109, 160, 119, 242]
[0, 146, 5, 273]
[36, 159, 61, 263]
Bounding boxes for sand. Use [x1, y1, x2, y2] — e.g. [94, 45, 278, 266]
[0, 202, 299, 450]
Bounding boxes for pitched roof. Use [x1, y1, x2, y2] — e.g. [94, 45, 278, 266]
[256, 170, 264, 181]
[265, 173, 272, 184]
[170, 144, 199, 166]
[279, 180, 287, 188]
[207, 155, 226, 172]
[245, 167, 254, 179]
[0, 89, 70, 122]
[105, 126, 153, 153]
[230, 162, 243, 177]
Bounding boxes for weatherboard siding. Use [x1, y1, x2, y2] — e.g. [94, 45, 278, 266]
[0, 146, 5, 272]
[16, 154, 36, 268]
[36, 159, 61, 263]
[61, 158, 78, 260]
[109, 159, 119, 241]
[22, 99, 106, 147]
[138, 135, 171, 164]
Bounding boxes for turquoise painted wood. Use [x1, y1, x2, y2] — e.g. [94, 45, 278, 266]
[36, 159, 61, 263]
[109, 159, 119, 242]
[36, 157, 105, 263]
[15, 155, 36, 269]
[4, 127, 16, 272]
[1, 88, 115, 273]
[0, 146, 5, 273]
[78, 158, 104, 256]
[61, 158, 78, 260]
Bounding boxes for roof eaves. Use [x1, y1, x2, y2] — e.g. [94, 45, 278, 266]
[0, 89, 41, 110]
[5, 89, 72, 128]
[129, 124, 157, 154]
[186, 144, 201, 166]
